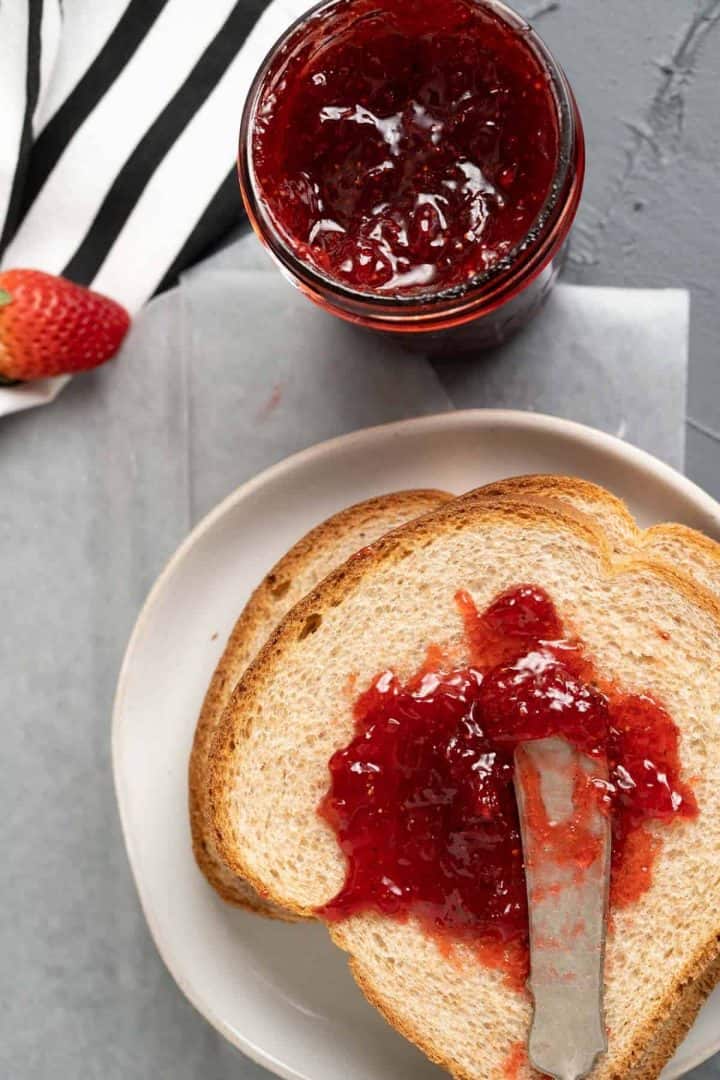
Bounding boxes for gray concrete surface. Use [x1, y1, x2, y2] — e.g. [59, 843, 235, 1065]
[528, 0, 720, 502]
[2, 2, 719, 1079]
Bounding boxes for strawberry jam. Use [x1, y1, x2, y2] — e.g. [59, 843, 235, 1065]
[318, 585, 697, 981]
[250, 0, 560, 296]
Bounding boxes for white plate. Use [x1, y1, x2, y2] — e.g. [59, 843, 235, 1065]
[113, 410, 720, 1080]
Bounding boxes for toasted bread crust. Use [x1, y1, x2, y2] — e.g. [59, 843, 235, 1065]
[473, 474, 637, 548]
[622, 939, 720, 1079]
[189, 489, 451, 914]
[481, 475, 720, 597]
[210, 483, 720, 1078]
[644, 521, 720, 596]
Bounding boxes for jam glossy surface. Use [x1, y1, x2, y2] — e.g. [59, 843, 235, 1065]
[318, 585, 697, 978]
[251, 0, 560, 296]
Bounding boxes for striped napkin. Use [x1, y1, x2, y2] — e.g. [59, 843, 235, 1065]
[0, 0, 321, 416]
[0, 0, 319, 315]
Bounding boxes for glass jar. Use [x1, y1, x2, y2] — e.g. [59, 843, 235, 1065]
[238, 0, 585, 353]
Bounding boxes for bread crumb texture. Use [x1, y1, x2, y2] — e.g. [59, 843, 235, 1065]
[189, 489, 451, 912]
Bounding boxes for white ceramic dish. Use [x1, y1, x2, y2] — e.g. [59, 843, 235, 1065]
[113, 410, 720, 1080]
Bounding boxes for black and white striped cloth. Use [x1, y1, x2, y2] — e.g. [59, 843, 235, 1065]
[0, 0, 315, 314]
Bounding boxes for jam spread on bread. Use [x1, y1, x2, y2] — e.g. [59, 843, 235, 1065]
[251, 0, 559, 295]
[318, 585, 697, 981]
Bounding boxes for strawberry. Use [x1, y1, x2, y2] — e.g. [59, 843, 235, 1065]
[0, 269, 130, 384]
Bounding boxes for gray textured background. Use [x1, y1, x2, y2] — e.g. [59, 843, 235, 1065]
[538, 0, 720, 500]
[2, 2, 719, 1078]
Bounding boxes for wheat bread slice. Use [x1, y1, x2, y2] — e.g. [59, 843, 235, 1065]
[476, 476, 720, 1074]
[189, 489, 451, 914]
[210, 488, 720, 1079]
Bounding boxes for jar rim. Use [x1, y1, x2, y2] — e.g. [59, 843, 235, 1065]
[238, 0, 584, 328]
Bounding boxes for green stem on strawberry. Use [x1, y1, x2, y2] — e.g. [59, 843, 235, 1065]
[0, 288, 12, 307]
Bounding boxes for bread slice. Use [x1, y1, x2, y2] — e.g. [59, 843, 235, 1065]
[189, 489, 451, 915]
[476, 476, 720, 1075]
[210, 485, 720, 1079]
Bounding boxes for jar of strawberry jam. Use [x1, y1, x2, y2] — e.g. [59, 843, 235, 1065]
[239, 0, 584, 351]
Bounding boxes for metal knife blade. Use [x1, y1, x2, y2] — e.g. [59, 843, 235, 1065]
[514, 736, 610, 1080]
